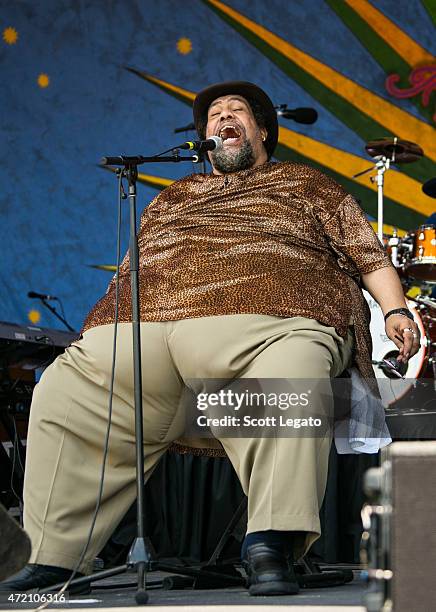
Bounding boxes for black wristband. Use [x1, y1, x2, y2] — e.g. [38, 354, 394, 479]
[384, 308, 414, 322]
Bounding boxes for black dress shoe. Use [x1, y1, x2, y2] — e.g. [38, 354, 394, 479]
[0, 564, 90, 595]
[243, 542, 300, 596]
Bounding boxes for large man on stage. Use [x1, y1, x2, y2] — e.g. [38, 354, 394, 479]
[1, 81, 420, 596]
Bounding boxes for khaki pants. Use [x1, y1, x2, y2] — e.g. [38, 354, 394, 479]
[24, 315, 353, 572]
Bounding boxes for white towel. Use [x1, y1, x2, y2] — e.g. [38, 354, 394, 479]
[334, 367, 392, 454]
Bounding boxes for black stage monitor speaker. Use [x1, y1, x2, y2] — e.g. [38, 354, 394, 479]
[363, 441, 436, 612]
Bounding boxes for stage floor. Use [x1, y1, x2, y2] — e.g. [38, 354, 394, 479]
[0, 567, 367, 611]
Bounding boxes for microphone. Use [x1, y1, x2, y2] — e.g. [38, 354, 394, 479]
[176, 136, 223, 152]
[28, 291, 58, 301]
[100, 155, 152, 166]
[372, 358, 406, 379]
[276, 106, 318, 124]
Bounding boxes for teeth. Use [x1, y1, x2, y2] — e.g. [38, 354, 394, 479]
[219, 125, 241, 137]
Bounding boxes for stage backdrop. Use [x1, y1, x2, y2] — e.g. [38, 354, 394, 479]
[1, 0, 435, 331]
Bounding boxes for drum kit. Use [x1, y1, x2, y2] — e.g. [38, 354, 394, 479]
[356, 137, 436, 406]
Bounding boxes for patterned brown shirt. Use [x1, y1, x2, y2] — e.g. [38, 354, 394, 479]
[83, 161, 392, 378]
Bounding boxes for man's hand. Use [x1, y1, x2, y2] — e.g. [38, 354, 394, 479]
[385, 315, 420, 363]
[361, 265, 422, 364]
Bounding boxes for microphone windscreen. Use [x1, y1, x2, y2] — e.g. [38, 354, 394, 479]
[293, 108, 318, 124]
[209, 136, 223, 150]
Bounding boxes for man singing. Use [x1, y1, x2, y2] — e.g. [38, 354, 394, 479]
[1, 81, 420, 596]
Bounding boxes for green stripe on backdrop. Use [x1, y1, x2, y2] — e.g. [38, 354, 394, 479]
[421, 0, 436, 25]
[274, 143, 426, 230]
[203, 0, 435, 184]
[326, 0, 434, 124]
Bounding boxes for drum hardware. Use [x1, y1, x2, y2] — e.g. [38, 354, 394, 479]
[354, 138, 423, 241]
[413, 294, 436, 310]
[386, 229, 401, 267]
[353, 156, 391, 241]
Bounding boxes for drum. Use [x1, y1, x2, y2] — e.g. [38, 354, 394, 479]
[404, 224, 436, 283]
[363, 290, 428, 406]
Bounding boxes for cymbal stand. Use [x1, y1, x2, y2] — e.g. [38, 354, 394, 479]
[373, 156, 390, 242]
[353, 156, 391, 242]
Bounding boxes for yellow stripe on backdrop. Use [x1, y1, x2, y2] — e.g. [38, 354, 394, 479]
[144, 74, 196, 101]
[345, 0, 435, 66]
[279, 126, 434, 218]
[138, 172, 174, 188]
[206, 0, 436, 161]
[369, 222, 407, 236]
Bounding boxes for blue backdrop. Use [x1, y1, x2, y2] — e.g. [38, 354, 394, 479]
[1, 0, 434, 331]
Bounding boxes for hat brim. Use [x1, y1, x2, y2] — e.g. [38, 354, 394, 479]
[193, 81, 278, 159]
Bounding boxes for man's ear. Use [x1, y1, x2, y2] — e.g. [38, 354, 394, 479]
[261, 129, 268, 142]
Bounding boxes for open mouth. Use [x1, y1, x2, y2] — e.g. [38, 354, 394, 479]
[218, 124, 242, 145]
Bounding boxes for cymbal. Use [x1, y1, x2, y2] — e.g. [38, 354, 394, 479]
[88, 264, 117, 272]
[365, 137, 423, 163]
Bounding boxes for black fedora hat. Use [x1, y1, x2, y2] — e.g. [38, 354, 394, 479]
[193, 81, 278, 159]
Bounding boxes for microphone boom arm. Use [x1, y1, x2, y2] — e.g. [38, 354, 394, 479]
[101, 152, 200, 166]
[36, 297, 76, 332]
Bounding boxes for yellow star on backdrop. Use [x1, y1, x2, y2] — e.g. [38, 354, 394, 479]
[37, 73, 50, 88]
[177, 37, 192, 55]
[28, 309, 41, 324]
[3, 27, 18, 45]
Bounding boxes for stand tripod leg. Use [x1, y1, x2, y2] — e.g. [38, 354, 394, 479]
[206, 496, 247, 566]
[156, 495, 248, 591]
[128, 537, 152, 603]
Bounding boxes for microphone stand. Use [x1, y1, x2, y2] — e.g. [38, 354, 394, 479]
[50, 149, 210, 605]
[123, 161, 148, 603]
[35, 297, 75, 332]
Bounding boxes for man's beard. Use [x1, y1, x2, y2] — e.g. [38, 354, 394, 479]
[210, 139, 255, 173]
